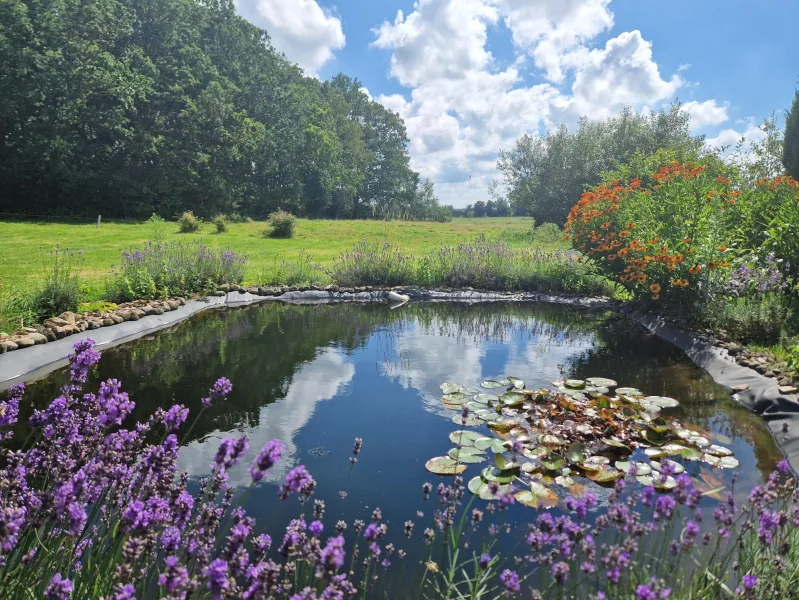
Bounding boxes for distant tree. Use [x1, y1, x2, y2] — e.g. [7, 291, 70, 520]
[473, 200, 487, 217]
[784, 88, 799, 179]
[497, 103, 705, 224]
[728, 113, 785, 183]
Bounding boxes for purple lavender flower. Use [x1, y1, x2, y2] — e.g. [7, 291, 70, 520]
[158, 556, 189, 595]
[309, 520, 324, 537]
[278, 465, 315, 500]
[205, 559, 230, 600]
[44, 573, 73, 600]
[319, 535, 346, 574]
[250, 439, 286, 482]
[552, 561, 570, 585]
[478, 553, 492, 568]
[499, 569, 520, 594]
[160, 404, 189, 431]
[109, 584, 136, 600]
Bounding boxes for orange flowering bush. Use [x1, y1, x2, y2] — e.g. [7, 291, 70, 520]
[565, 161, 740, 304]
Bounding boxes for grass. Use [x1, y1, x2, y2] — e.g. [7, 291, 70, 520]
[0, 218, 542, 296]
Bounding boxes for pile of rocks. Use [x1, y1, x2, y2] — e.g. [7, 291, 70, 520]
[0, 298, 186, 353]
[716, 340, 797, 394]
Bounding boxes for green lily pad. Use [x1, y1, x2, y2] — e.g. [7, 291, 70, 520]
[481, 467, 516, 484]
[425, 456, 467, 476]
[650, 459, 685, 475]
[452, 414, 482, 427]
[586, 469, 624, 483]
[475, 437, 506, 453]
[586, 377, 618, 388]
[636, 475, 654, 486]
[555, 475, 575, 487]
[501, 392, 526, 406]
[522, 446, 548, 459]
[564, 379, 586, 390]
[719, 456, 740, 469]
[702, 454, 721, 467]
[463, 388, 480, 395]
[715, 433, 734, 445]
[567, 443, 586, 464]
[688, 436, 711, 448]
[442, 393, 468, 405]
[616, 387, 643, 396]
[644, 396, 680, 408]
[440, 383, 463, 394]
[541, 456, 565, 471]
[515, 483, 558, 508]
[653, 474, 677, 491]
[644, 447, 668, 459]
[705, 445, 733, 457]
[508, 377, 525, 389]
[448, 448, 486, 463]
[615, 461, 652, 476]
[474, 409, 498, 421]
[468, 476, 486, 495]
[448, 430, 484, 446]
[541, 434, 566, 446]
[467, 401, 486, 411]
[473, 393, 499, 404]
[481, 380, 505, 389]
[602, 439, 630, 450]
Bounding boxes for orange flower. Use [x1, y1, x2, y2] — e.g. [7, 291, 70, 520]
[651, 294, 660, 301]
[672, 278, 681, 287]
[718, 245, 728, 251]
[607, 254, 618, 261]
[600, 221, 611, 230]
[682, 237, 692, 244]
[649, 283, 662, 294]
[689, 265, 702, 275]
[637, 273, 648, 283]
[715, 177, 731, 184]
[727, 199, 737, 205]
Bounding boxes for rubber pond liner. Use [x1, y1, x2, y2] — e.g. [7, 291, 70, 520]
[427, 376, 739, 506]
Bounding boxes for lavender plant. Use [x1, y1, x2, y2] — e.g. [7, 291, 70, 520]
[1, 340, 799, 600]
[329, 242, 416, 287]
[106, 241, 246, 301]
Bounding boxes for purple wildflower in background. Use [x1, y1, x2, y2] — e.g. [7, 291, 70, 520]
[319, 536, 346, 573]
[479, 553, 492, 568]
[158, 556, 189, 595]
[350, 437, 363, 464]
[279, 465, 315, 500]
[250, 439, 285, 482]
[309, 521, 324, 537]
[44, 573, 73, 600]
[203, 377, 233, 407]
[0, 383, 23, 430]
[160, 404, 189, 431]
[499, 569, 520, 595]
[735, 574, 758, 596]
[552, 561, 570, 585]
[205, 559, 230, 600]
[109, 584, 137, 600]
[96, 380, 134, 427]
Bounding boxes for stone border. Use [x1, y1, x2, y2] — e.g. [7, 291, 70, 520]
[0, 288, 612, 389]
[629, 308, 799, 473]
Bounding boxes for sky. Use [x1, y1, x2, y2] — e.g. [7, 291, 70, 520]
[234, 0, 799, 208]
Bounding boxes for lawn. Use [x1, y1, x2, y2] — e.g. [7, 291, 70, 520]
[0, 217, 541, 299]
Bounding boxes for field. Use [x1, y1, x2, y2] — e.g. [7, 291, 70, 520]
[0, 217, 541, 298]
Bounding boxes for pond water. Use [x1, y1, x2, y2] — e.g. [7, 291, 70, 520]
[9, 301, 784, 589]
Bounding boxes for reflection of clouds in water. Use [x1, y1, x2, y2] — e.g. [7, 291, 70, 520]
[382, 318, 597, 417]
[178, 349, 355, 488]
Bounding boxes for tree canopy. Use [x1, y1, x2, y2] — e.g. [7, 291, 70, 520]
[496, 104, 706, 224]
[784, 88, 799, 180]
[0, 0, 444, 220]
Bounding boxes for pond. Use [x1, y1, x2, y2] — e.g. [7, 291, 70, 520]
[8, 301, 784, 592]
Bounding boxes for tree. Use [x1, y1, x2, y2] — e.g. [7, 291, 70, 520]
[497, 103, 705, 225]
[473, 201, 487, 217]
[784, 88, 799, 179]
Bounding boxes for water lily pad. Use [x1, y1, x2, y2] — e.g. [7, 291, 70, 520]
[449, 430, 485, 446]
[718, 456, 740, 469]
[616, 387, 643, 396]
[480, 482, 511, 501]
[652, 473, 677, 491]
[586, 377, 618, 388]
[448, 448, 487, 463]
[650, 459, 685, 475]
[441, 383, 463, 394]
[541, 434, 566, 446]
[688, 436, 711, 448]
[564, 379, 586, 390]
[602, 439, 630, 451]
[701, 454, 721, 467]
[475, 437, 506, 453]
[636, 475, 654, 486]
[468, 476, 487, 495]
[452, 414, 482, 427]
[463, 388, 480, 395]
[615, 461, 652, 476]
[473, 393, 499, 405]
[515, 483, 558, 508]
[705, 445, 733, 457]
[481, 467, 516, 484]
[501, 392, 526, 406]
[426, 456, 467, 475]
[442, 393, 468, 405]
[644, 396, 680, 408]
[714, 433, 734, 445]
[481, 380, 505, 389]
[523, 446, 548, 459]
[567, 443, 587, 464]
[474, 409, 497, 421]
[541, 456, 565, 471]
[508, 377, 525, 389]
[586, 468, 624, 483]
[555, 475, 575, 487]
[644, 447, 668, 459]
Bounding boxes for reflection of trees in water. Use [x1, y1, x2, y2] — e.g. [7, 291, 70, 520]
[566, 315, 782, 481]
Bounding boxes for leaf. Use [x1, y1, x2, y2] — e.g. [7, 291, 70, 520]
[615, 461, 652, 476]
[719, 456, 740, 469]
[541, 456, 565, 471]
[515, 483, 558, 508]
[644, 396, 680, 408]
[688, 436, 711, 448]
[425, 457, 467, 475]
[440, 383, 463, 394]
[468, 476, 487, 495]
[449, 430, 487, 446]
[472, 393, 499, 405]
[555, 475, 575, 488]
[586, 377, 618, 388]
[501, 392, 526, 406]
[480, 467, 516, 484]
[586, 469, 624, 483]
[616, 387, 643, 396]
[448, 449, 486, 463]
[441, 393, 468, 406]
[714, 433, 734, 445]
[481, 380, 505, 389]
[564, 379, 586, 390]
[475, 437, 506, 453]
[541, 435, 565, 446]
[452, 414, 482, 427]
[508, 376, 525, 389]
[602, 438, 630, 451]
[567, 443, 586, 464]
[705, 445, 733, 457]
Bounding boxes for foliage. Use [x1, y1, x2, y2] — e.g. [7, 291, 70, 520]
[1, 341, 799, 600]
[212, 215, 228, 234]
[0, 0, 435, 222]
[177, 211, 201, 234]
[258, 251, 326, 286]
[266, 210, 297, 239]
[727, 114, 786, 184]
[784, 89, 799, 179]
[701, 294, 788, 344]
[145, 214, 170, 243]
[329, 241, 416, 287]
[106, 241, 246, 301]
[498, 104, 706, 225]
[77, 300, 119, 313]
[15, 246, 84, 322]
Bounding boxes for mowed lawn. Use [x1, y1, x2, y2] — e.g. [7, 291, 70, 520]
[0, 217, 539, 298]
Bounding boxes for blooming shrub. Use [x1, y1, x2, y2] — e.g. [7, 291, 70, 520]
[329, 241, 416, 286]
[265, 210, 296, 239]
[2, 339, 799, 599]
[106, 241, 246, 301]
[566, 162, 741, 304]
[177, 211, 201, 233]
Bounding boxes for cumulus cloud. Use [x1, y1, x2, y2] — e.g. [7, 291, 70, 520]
[682, 99, 730, 130]
[237, 0, 345, 74]
[705, 122, 766, 153]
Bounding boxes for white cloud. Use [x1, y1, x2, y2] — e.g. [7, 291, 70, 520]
[178, 349, 355, 488]
[705, 122, 766, 153]
[237, 0, 345, 74]
[682, 99, 730, 130]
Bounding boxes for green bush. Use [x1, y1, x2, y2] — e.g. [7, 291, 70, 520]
[259, 251, 326, 286]
[266, 210, 296, 238]
[700, 294, 787, 344]
[212, 215, 228, 233]
[329, 242, 416, 286]
[19, 247, 84, 321]
[531, 222, 563, 245]
[145, 213, 170, 242]
[178, 211, 201, 233]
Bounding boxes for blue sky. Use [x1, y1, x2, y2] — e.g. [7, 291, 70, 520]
[238, 0, 799, 207]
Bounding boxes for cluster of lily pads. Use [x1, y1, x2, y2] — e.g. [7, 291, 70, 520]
[425, 376, 740, 507]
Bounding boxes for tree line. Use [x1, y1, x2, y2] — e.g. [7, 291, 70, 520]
[0, 0, 449, 221]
